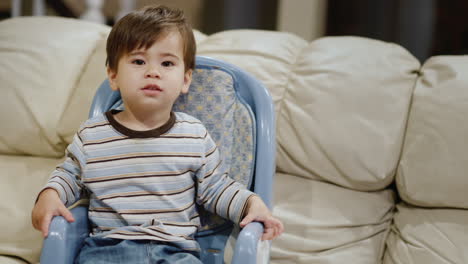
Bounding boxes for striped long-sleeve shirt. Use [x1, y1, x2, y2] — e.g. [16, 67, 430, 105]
[44, 110, 255, 252]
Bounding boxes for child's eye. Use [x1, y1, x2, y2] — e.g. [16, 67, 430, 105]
[162, 61, 174, 67]
[132, 59, 145, 65]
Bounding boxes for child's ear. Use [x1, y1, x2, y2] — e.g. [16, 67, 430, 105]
[107, 67, 119, 91]
[181, 69, 192, 94]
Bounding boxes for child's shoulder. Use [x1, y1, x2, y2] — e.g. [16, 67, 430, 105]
[174, 111, 202, 124]
[173, 111, 207, 132]
[77, 113, 109, 134]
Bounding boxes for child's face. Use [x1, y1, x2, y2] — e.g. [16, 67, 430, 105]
[107, 30, 192, 115]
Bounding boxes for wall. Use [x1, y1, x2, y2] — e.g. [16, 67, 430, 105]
[277, 0, 327, 41]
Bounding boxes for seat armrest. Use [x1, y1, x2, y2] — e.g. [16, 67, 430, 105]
[40, 205, 89, 264]
[231, 222, 268, 264]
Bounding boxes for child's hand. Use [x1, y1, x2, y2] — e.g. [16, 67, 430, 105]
[31, 188, 75, 237]
[240, 195, 284, 241]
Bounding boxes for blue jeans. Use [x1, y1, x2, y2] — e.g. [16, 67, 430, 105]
[75, 237, 202, 264]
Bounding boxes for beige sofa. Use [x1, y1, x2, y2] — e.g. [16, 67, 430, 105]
[1, 16, 467, 264]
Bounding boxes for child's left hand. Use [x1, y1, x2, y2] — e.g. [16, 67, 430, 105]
[240, 195, 284, 240]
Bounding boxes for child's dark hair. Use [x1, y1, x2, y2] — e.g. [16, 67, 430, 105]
[106, 5, 196, 72]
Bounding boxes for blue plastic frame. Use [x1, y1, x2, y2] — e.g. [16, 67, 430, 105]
[40, 56, 276, 264]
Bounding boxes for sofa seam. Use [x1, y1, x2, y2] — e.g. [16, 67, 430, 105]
[276, 42, 309, 130]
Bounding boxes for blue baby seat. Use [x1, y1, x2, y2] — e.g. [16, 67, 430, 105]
[40, 56, 275, 264]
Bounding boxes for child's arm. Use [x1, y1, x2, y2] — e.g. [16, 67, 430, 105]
[31, 188, 75, 237]
[31, 133, 85, 237]
[195, 127, 283, 240]
[239, 195, 284, 241]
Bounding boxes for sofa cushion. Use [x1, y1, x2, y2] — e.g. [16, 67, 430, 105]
[270, 173, 395, 264]
[0, 256, 28, 264]
[0, 17, 110, 157]
[384, 204, 468, 263]
[0, 155, 62, 263]
[396, 56, 468, 208]
[275, 37, 419, 191]
[56, 28, 109, 145]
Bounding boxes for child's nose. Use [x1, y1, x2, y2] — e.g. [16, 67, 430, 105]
[145, 66, 160, 78]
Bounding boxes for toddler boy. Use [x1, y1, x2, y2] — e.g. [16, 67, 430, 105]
[32, 5, 283, 263]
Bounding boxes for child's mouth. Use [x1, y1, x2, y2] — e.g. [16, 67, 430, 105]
[141, 84, 162, 96]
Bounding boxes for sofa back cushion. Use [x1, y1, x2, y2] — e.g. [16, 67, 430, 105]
[397, 56, 468, 208]
[276, 37, 419, 191]
[0, 17, 110, 157]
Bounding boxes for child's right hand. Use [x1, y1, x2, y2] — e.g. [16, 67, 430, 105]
[31, 188, 75, 237]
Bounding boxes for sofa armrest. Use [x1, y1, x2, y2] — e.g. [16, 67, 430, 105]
[40, 205, 89, 264]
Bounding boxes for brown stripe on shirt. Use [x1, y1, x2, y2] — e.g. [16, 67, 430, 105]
[213, 180, 236, 213]
[160, 134, 205, 139]
[87, 153, 202, 165]
[200, 160, 222, 182]
[83, 136, 128, 146]
[112, 201, 195, 215]
[79, 121, 110, 134]
[98, 183, 195, 201]
[50, 175, 76, 197]
[84, 169, 197, 184]
[205, 146, 217, 158]
[227, 189, 240, 220]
